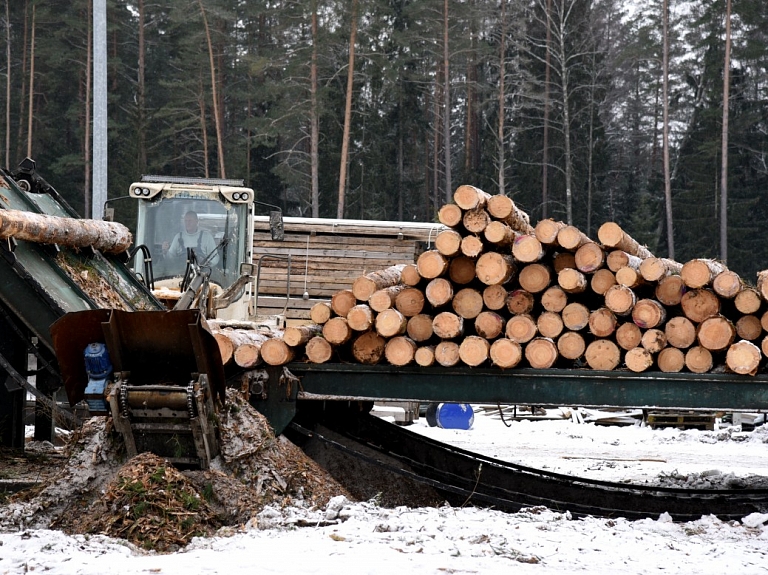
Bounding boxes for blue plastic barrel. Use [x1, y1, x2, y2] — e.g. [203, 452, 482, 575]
[434, 403, 474, 430]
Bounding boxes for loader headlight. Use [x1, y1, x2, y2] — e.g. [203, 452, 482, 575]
[141, 187, 151, 196]
[133, 188, 142, 196]
[232, 192, 241, 200]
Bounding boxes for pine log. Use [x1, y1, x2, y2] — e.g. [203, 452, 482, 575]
[712, 269, 743, 299]
[305, 336, 333, 364]
[697, 315, 736, 352]
[505, 314, 538, 343]
[283, 323, 323, 346]
[331, 289, 357, 318]
[0, 209, 133, 254]
[518, 263, 551, 293]
[414, 345, 436, 367]
[463, 208, 491, 234]
[347, 304, 375, 331]
[213, 328, 267, 366]
[489, 338, 523, 368]
[525, 337, 558, 369]
[632, 298, 667, 329]
[641, 328, 667, 353]
[260, 336, 295, 366]
[726, 340, 761, 376]
[534, 219, 567, 246]
[352, 264, 406, 302]
[448, 256, 477, 284]
[417, 250, 449, 279]
[762, 311, 768, 332]
[401, 264, 422, 287]
[323, 317, 353, 345]
[351, 331, 386, 365]
[537, 311, 565, 339]
[407, 313, 434, 342]
[616, 322, 642, 351]
[438, 203, 463, 227]
[665, 316, 697, 349]
[557, 331, 586, 360]
[606, 250, 642, 273]
[588, 307, 617, 338]
[763, 335, 768, 360]
[506, 289, 535, 315]
[232, 332, 270, 368]
[552, 252, 577, 273]
[574, 242, 605, 273]
[486, 194, 535, 234]
[680, 259, 728, 289]
[475, 252, 516, 286]
[591, 269, 617, 295]
[735, 315, 762, 341]
[657, 347, 685, 373]
[557, 226, 591, 251]
[585, 339, 621, 370]
[475, 310, 505, 339]
[395, 287, 426, 317]
[369, 285, 407, 312]
[625, 347, 653, 373]
[452, 287, 484, 319]
[512, 235, 545, 263]
[541, 286, 568, 313]
[425, 278, 454, 308]
[558, 268, 587, 294]
[434, 341, 461, 367]
[375, 308, 408, 338]
[484, 221, 518, 247]
[734, 288, 762, 315]
[309, 302, 332, 325]
[615, 266, 645, 289]
[460, 235, 485, 258]
[435, 229, 463, 257]
[562, 302, 590, 331]
[685, 346, 713, 373]
[655, 275, 687, 306]
[680, 289, 720, 323]
[459, 335, 491, 367]
[432, 312, 464, 339]
[453, 184, 491, 210]
[482, 284, 508, 311]
[604, 284, 637, 316]
[758, 270, 768, 302]
[639, 257, 683, 283]
[597, 222, 653, 258]
[385, 336, 417, 366]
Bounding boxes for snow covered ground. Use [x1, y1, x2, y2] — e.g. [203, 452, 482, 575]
[2, 409, 768, 574]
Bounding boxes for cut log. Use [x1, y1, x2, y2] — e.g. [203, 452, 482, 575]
[763, 335, 768, 360]
[735, 315, 762, 341]
[323, 317, 353, 345]
[407, 314, 434, 342]
[401, 264, 422, 287]
[463, 208, 490, 234]
[697, 315, 736, 352]
[352, 264, 406, 302]
[557, 226, 591, 251]
[665, 316, 697, 349]
[712, 269, 743, 299]
[212, 328, 249, 365]
[680, 259, 728, 289]
[625, 347, 653, 373]
[459, 335, 491, 367]
[309, 302, 332, 325]
[588, 307, 617, 338]
[641, 328, 667, 353]
[438, 203, 463, 227]
[574, 242, 605, 273]
[552, 252, 577, 273]
[525, 337, 558, 369]
[474, 310, 505, 339]
[347, 304, 375, 332]
[385, 336, 417, 366]
[0, 209, 133, 254]
[435, 229, 463, 257]
[369, 285, 407, 312]
[305, 336, 333, 364]
[726, 340, 761, 376]
[506, 289, 535, 315]
[597, 222, 653, 258]
[260, 337, 295, 366]
[460, 235, 484, 258]
[512, 235, 545, 263]
[518, 263, 551, 294]
[758, 270, 768, 302]
[417, 250, 449, 279]
[604, 284, 637, 316]
[283, 323, 323, 346]
[680, 289, 720, 323]
[615, 266, 644, 289]
[537, 311, 565, 339]
[351, 331, 386, 365]
[232, 332, 270, 368]
[541, 286, 568, 313]
[425, 278, 454, 308]
[475, 252, 516, 286]
[395, 287, 425, 317]
[585, 339, 621, 370]
[762, 310, 768, 332]
[414, 345, 436, 367]
[331, 289, 357, 318]
[453, 184, 491, 210]
[616, 322, 642, 351]
[448, 256, 477, 285]
[534, 219, 566, 246]
[505, 314, 538, 343]
[561, 302, 590, 331]
[632, 299, 667, 329]
[557, 331, 586, 360]
[375, 308, 408, 338]
[656, 275, 686, 306]
[590, 269, 617, 295]
[558, 268, 587, 294]
[486, 194, 534, 234]
[432, 312, 464, 339]
[482, 284, 508, 311]
[657, 347, 685, 373]
[489, 338, 523, 368]
[452, 287, 484, 319]
[606, 250, 642, 273]
[639, 257, 682, 283]
[685, 346, 713, 374]
[734, 288, 762, 315]
[434, 341, 461, 367]
[484, 220, 518, 247]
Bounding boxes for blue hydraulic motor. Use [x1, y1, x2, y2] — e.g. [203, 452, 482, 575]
[83, 342, 113, 415]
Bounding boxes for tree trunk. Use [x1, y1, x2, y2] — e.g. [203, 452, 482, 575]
[260, 337, 295, 366]
[475, 252, 516, 286]
[449, 256, 477, 285]
[310, 0, 319, 217]
[625, 347, 653, 373]
[525, 337, 558, 369]
[696, 315, 735, 352]
[337, 0, 358, 218]
[616, 322, 642, 350]
[561, 302, 590, 331]
[734, 288, 761, 315]
[425, 278, 453, 308]
[438, 203, 462, 227]
[534, 219, 566, 246]
[369, 285, 407, 313]
[198, 0, 225, 178]
[606, 250, 642, 273]
[84, 0, 92, 214]
[590, 269, 616, 295]
[632, 299, 666, 329]
[574, 242, 605, 273]
[597, 223, 653, 259]
[720, 0, 732, 263]
[330, 289, 357, 317]
[346, 304, 375, 331]
[452, 288, 483, 319]
[518, 263, 551, 293]
[414, 345, 436, 367]
[665, 316, 697, 349]
[557, 331, 585, 360]
[506, 289, 535, 315]
[641, 329, 667, 354]
[352, 264, 406, 302]
[435, 341, 460, 367]
[655, 275, 686, 306]
[558, 268, 587, 294]
[283, 324, 323, 347]
[662, 0, 675, 259]
[639, 257, 682, 282]
[537, 311, 564, 339]
[306, 336, 333, 363]
[604, 284, 636, 316]
[735, 315, 762, 341]
[310, 302, 332, 325]
[712, 270, 742, 299]
[435, 229, 463, 256]
[658, 347, 685, 373]
[484, 221, 518, 248]
[505, 314, 537, 343]
[432, 311, 463, 339]
[680, 259, 728, 289]
[375, 308, 408, 338]
[406, 314, 434, 342]
[489, 338, 522, 368]
[585, 339, 621, 370]
[475, 311, 505, 339]
[512, 235, 545, 263]
[395, 288, 425, 317]
[486, 195, 534, 233]
[680, 289, 720, 323]
[726, 340, 760, 375]
[385, 336, 417, 366]
[615, 266, 645, 289]
[588, 308, 616, 338]
[497, 0, 507, 194]
[417, 250, 449, 279]
[460, 235, 484, 258]
[4, 0, 10, 168]
[442, 0, 451, 203]
[541, 286, 568, 312]
[26, 4, 35, 158]
[459, 335, 490, 367]
[557, 226, 591, 251]
[542, 0, 552, 218]
[351, 331, 386, 364]
[401, 264, 421, 287]
[685, 346, 713, 374]
[462, 208, 490, 234]
[323, 317, 352, 345]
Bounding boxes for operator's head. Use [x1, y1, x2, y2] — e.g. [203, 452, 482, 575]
[184, 211, 199, 233]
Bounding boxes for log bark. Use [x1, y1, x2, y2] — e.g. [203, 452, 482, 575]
[541, 286, 568, 313]
[590, 268, 616, 295]
[309, 302, 332, 325]
[588, 307, 617, 338]
[475, 252, 516, 285]
[434, 340, 461, 367]
[352, 264, 406, 301]
[474, 310, 505, 339]
[395, 287, 425, 317]
[385, 336, 417, 366]
[425, 278, 453, 308]
[537, 310, 564, 339]
[655, 275, 686, 306]
[657, 347, 685, 373]
[460, 235, 484, 258]
[712, 269, 742, 299]
[482, 284, 508, 311]
[639, 257, 682, 282]
[438, 203, 462, 227]
[697, 315, 735, 352]
[305, 336, 333, 364]
[489, 338, 523, 368]
[616, 322, 642, 350]
[452, 287, 484, 319]
[518, 263, 551, 294]
[734, 288, 762, 315]
[585, 339, 621, 370]
[459, 335, 490, 367]
[407, 313, 434, 342]
[283, 323, 323, 346]
[448, 256, 476, 284]
[346, 304, 375, 331]
[375, 308, 408, 338]
[574, 242, 605, 273]
[351, 331, 386, 364]
[323, 316, 353, 345]
[561, 302, 590, 331]
[680, 258, 728, 289]
[641, 328, 667, 353]
[414, 345, 436, 367]
[558, 267, 587, 294]
[597, 222, 653, 258]
[534, 218, 566, 246]
[680, 289, 720, 323]
[0, 209, 133, 254]
[484, 220, 518, 247]
[685, 346, 713, 373]
[417, 250, 449, 279]
[331, 289, 357, 318]
[462, 208, 490, 234]
[525, 337, 558, 369]
[435, 229, 463, 256]
[260, 336, 295, 366]
[486, 194, 534, 234]
[632, 298, 667, 329]
[665, 316, 697, 349]
[369, 285, 407, 312]
[625, 347, 653, 372]
[557, 331, 586, 360]
[505, 313, 537, 343]
[557, 226, 591, 251]
[453, 184, 490, 210]
[512, 235, 545, 263]
[506, 289, 535, 315]
[735, 315, 762, 341]
[432, 311, 464, 339]
[726, 340, 761, 376]
[604, 284, 636, 316]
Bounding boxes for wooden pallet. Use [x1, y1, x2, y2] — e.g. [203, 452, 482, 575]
[645, 411, 716, 431]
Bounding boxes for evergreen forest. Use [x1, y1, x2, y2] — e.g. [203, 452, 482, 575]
[2, 0, 767, 277]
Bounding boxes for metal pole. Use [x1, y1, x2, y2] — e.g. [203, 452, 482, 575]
[92, 0, 108, 219]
